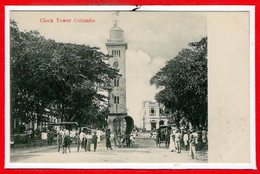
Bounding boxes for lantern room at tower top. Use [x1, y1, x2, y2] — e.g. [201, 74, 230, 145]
[107, 22, 127, 45]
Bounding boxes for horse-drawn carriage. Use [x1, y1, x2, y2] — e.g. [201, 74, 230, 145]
[157, 125, 171, 147]
[112, 116, 134, 147]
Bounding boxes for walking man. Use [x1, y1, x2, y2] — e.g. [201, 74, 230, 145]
[201, 128, 207, 150]
[86, 131, 93, 151]
[106, 129, 113, 150]
[76, 130, 81, 152]
[190, 134, 197, 159]
[169, 132, 176, 152]
[92, 132, 98, 152]
[96, 129, 101, 143]
[175, 130, 181, 153]
[126, 133, 131, 148]
[183, 131, 189, 150]
[165, 130, 170, 148]
[80, 130, 87, 151]
[57, 127, 64, 152]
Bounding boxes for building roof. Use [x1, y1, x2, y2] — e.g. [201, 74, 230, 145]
[107, 22, 125, 42]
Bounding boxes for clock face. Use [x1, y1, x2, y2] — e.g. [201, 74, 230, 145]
[113, 61, 119, 69]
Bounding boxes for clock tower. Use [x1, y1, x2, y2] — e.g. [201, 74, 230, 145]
[106, 21, 128, 131]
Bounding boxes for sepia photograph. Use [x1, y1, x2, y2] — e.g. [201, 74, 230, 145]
[8, 10, 208, 164]
[5, 6, 254, 169]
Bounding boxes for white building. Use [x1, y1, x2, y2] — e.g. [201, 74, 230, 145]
[141, 101, 168, 131]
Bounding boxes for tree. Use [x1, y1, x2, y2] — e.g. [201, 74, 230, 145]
[150, 37, 207, 129]
[10, 20, 118, 133]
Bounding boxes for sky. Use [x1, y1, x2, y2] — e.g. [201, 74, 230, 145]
[10, 11, 207, 127]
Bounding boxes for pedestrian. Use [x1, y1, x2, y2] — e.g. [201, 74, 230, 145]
[175, 130, 181, 153]
[105, 129, 113, 150]
[133, 130, 137, 138]
[169, 132, 176, 152]
[183, 131, 189, 151]
[156, 130, 160, 147]
[67, 130, 74, 153]
[57, 127, 64, 152]
[132, 132, 136, 147]
[153, 130, 157, 141]
[84, 131, 88, 151]
[190, 134, 197, 159]
[119, 133, 124, 147]
[130, 133, 135, 147]
[63, 128, 70, 154]
[126, 133, 131, 148]
[150, 130, 153, 139]
[197, 128, 202, 150]
[189, 129, 196, 155]
[193, 129, 199, 148]
[96, 129, 101, 143]
[80, 130, 87, 151]
[27, 129, 33, 141]
[92, 132, 98, 152]
[86, 131, 93, 151]
[111, 132, 116, 146]
[201, 128, 207, 150]
[49, 131, 54, 145]
[165, 130, 170, 148]
[76, 131, 81, 152]
[47, 129, 53, 145]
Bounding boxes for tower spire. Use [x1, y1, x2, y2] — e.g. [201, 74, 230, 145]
[113, 11, 119, 26]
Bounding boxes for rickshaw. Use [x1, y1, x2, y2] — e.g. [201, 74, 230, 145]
[157, 125, 171, 147]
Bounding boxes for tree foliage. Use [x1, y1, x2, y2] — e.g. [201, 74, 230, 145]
[150, 37, 207, 129]
[10, 20, 118, 132]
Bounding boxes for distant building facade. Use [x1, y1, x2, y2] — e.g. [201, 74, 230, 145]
[141, 101, 168, 131]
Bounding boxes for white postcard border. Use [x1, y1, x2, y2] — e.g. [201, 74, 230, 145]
[4, 5, 256, 169]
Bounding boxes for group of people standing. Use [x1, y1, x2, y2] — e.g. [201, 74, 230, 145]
[170, 129, 207, 159]
[154, 127, 208, 160]
[57, 127, 137, 154]
[78, 130, 99, 152]
[57, 127, 71, 154]
[105, 129, 137, 149]
[56, 127, 102, 154]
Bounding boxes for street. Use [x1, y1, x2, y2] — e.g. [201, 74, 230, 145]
[10, 132, 207, 163]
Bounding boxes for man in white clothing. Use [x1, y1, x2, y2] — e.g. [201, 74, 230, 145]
[96, 129, 101, 143]
[80, 131, 86, 151]
[183, 131, 189, 150]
